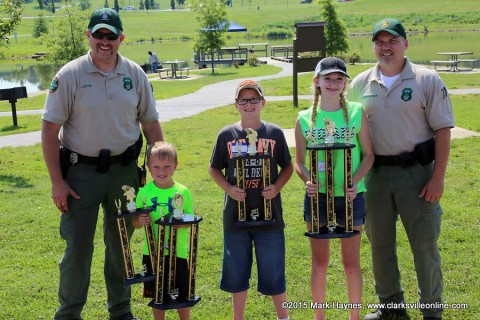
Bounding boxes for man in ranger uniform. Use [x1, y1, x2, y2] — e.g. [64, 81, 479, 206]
[349, 18, 454, 320]
[41, 8, 163, 320]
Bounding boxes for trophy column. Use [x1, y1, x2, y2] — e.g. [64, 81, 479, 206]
[149, 214, 202, 310]
[305, 143, 359, 239]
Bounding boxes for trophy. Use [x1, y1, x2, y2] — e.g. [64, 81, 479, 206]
[115, 186, 156, 285]
[234, 128, 273, 226]
[149, 209, 202, 311]
[305, 119, 359, 239]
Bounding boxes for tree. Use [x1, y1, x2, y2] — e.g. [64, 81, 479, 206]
[145, 0, 150, 10]
[0, 0, 23, 47]
[37, 0, 44, 10]
[320, 0, 349, 56]
[42, 2, 88, 67]
[170, 0, 175, 10]
[33, 15, 49, 38]
[51, 1, 55, 14]
[79, 0, 91, 11]
[104, 0, 109, 8]
[114, 0, 120, 12]
[189, 0, 229, 74]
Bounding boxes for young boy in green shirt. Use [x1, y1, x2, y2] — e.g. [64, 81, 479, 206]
[133, 141, 193, 320]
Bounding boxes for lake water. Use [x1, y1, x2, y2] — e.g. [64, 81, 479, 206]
[2, 31, 478, 95]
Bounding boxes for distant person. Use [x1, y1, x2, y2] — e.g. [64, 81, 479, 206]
[148, 51, 161, 73]
[41, 8, 163, 320]
[294, 57, 374, 320]
[349, 18, 454, 320]
[208, 80, 293, 320]
[133, 141, 193, 320]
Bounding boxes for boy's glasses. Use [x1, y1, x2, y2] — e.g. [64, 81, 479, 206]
[91, 32, 120, 41]
[236, 97, 262, 105]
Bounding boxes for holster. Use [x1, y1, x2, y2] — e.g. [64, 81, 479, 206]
[60, 147, 71, 179]
[414, 138, 435, 166]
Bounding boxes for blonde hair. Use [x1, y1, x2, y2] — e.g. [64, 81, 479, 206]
[147, 141, 178, 165]
[308, 74, 349, 140]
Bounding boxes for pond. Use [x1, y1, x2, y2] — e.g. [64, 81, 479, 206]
[1, 31, 478, 95]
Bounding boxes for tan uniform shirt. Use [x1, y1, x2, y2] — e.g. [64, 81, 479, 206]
[42, 51, 159, 156]
[349, 58, 454, 156]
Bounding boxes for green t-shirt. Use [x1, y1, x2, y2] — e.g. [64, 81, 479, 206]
[297, 101, 366, 195]
[136, 181, 194, 259]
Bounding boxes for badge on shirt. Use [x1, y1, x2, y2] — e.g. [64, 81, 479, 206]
[401, 88, 412, 102]
[123, 77, 133, 91]
[49, 77, 59, 93]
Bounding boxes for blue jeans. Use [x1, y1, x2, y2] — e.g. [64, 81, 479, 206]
[151, 62, 159, 73]
[220, 229, 286, 296]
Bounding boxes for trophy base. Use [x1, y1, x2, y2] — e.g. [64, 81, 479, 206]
[124, 273, 156, 285]
[116, 208, 152, 218]
[149, 296, 201, 310]
[305, 226, 360, 239]
[234, 219, 276, 227]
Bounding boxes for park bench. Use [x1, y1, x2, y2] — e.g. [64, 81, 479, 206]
[179, 67, 192, 77]
[158, 68, 171, 79]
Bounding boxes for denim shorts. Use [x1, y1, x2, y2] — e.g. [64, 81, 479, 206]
[220, 229, 286, 296]
[303, 192, 365, 226]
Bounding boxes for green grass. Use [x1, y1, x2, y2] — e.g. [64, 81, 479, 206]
[0, 101, 479, 319]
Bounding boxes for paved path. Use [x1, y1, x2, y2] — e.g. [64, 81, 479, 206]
[1, 59, 479, 148]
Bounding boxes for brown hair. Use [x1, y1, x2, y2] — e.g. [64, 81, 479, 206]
[308, 74, 349, 140]
[147, 141, 178, 165]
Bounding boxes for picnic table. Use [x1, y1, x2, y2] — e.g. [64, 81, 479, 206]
[431, 52, 477, 72]
[163, 60, 184, 78]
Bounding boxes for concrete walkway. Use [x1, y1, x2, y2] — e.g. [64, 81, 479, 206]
[1, 59, 479, 148]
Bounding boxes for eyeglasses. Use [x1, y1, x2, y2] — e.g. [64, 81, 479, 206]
[236, 97, 262, 105]
[91, 32, 120, 41]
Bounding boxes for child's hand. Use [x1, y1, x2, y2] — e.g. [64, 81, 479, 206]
[344, 184, 358, 201]
[306, 181, 319, 197]
[261, 184, 278, 200]
[137, 213, 152, 226]
[228, 185, 246, 202]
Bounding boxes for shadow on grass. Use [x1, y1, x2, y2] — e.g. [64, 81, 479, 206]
[1, 125, 26, 133]
[0, 174, 34, 190]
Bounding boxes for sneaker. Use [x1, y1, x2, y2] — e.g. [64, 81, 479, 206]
[364, 308, 409, 320]
[109, 312, 138, 320]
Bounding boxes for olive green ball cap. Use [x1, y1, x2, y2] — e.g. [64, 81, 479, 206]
[372, 18, 406, 41]
[88, 8, 123, 35]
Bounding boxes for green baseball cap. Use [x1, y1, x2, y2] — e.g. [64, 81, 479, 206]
[372, 18, 406, 41]
[88, 8, 123, 35]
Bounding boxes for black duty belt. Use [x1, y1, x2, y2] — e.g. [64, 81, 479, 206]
[67, 150, 122, 166]
[374, 152, 417, 168]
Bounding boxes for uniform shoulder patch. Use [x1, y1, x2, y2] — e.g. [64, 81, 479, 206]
[49, 77, 59, 93]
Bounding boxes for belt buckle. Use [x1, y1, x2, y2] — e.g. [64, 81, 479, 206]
[69, 152, 79, 165]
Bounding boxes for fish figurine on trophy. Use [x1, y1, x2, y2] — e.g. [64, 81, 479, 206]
[115, 185, 155, 285]
[245, 128, 258, 156]
[122, 185, 137, 212]
[173, 193, 184, 220]
[323, 117, 336, 144]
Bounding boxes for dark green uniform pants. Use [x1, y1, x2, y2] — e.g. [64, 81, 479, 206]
[364, 163, 443, 318]
[54, 161, 138, 320]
